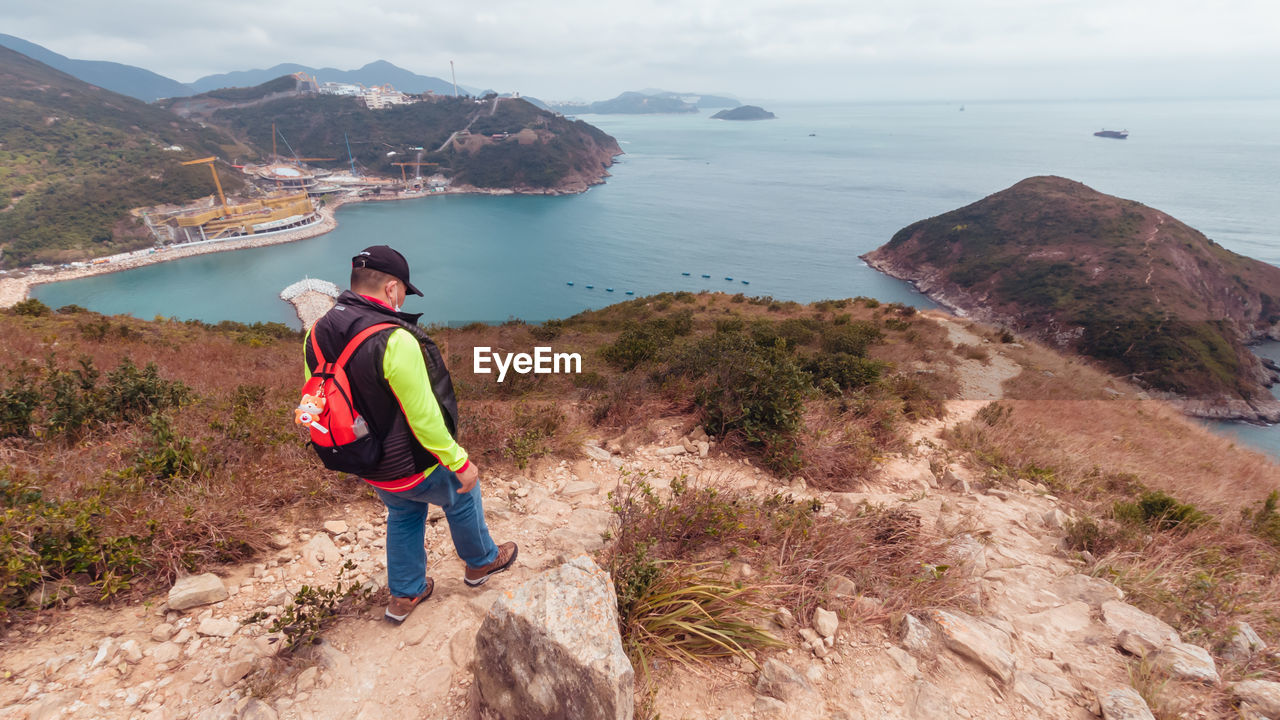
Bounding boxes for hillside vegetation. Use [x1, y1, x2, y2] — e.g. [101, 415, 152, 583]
[212, 93, 620, 189]
[0, 291, 955, 620]
[863, 176, 1280, 420]
[0, 46, 248, 268]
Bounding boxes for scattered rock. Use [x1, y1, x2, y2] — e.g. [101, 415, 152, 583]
[560, 481, 597, 498]
[696, 441, 710, 458]
[1099, 686, 1156, 720]
[813, 608, 838, 638]
[215, 659, 253, 687]
[655, 445, 687, 456]
[197, 617, 239, 638]
[1154, 641, 1219, 683]
[1042, 509, 1069, 530]
[582, 443, 613, 462]
[826, 575, 857, 598]
[1102, 601, 1179, 655]
[322, 520, 348, 535]
[268, 533, 292, 549]
[755, 658, 816, 704]
[294, 666, 319, 693]
[926, 609, 1016, 684]
[152, 642, 182, 664]
[902, 614, 933, 653]
[773, 607, 796, 629]
[151, 623, 176, 643]
[473, 556, 633, 720]
[168, 573, 229, 611]
[1232, 680, 1280, 717]
[752, 695, 788, 716]
[239, 698, 278, 720]
[90, 638, 118, 669]
[118, 639, 143, 664]
[450, 625, 476, 669]
[301, 532, 341, 568]
[941, 468, 970, 494]
[1224, 621, 1267, 662]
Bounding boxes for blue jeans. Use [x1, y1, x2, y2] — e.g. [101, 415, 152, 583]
[373, 464, 499, 598]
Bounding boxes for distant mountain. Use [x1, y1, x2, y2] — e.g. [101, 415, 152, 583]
[863, 176, 1280, 421]
[551, 91, 699, 115]
[0, 46, 246, 267]
[712, 105, 776, 121]
[0, 33, 189, 102]
[637, 89, 740, 108]
[190, 60, 456, 95]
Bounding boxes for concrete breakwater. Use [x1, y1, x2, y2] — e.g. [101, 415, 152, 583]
[280, 278, 339, 330]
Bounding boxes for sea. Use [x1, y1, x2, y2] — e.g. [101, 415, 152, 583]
[32, 98, 1280, 457]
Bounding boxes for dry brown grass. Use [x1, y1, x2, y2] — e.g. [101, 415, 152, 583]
[601, 471, 972, 666]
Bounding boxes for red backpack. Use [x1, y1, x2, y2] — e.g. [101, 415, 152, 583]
[297, 323, 397, 474]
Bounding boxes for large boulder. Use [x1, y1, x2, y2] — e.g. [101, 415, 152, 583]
[1232, 680, 1280, 717]
[474, 555, 633, 720]
[168, 573, 228, 611]
[926, 609, 1016, 684]
[1101, 601, 1179, 655]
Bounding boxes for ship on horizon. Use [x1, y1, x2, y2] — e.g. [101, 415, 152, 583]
[1094, 129, 1129, 139]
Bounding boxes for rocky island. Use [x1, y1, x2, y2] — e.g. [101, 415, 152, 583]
[711, 105, 776, 121]
[863, 176, 1280, 422]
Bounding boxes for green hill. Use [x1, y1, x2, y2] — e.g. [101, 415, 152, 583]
[0, 46, 247, 267]
[863, 176, 1280, 420]
[211, 94, 621, 190]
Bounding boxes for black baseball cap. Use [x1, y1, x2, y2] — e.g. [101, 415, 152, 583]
[352, 246, 423, 296]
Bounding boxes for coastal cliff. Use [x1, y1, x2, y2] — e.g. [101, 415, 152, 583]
[863, 176, 1280, 422]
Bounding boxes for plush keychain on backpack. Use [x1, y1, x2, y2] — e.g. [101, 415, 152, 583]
[295, 392, 329, 434]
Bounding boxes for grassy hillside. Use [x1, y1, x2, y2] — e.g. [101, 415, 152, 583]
[864, 176, 1280, 414]
[0, 291, 955, 621]
[211, 93, 620, 189]
[0, 46, 248, 268]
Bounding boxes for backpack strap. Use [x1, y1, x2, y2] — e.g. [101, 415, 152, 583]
[334, 323, 399, 368]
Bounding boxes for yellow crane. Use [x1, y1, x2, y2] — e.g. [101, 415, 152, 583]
[180, 157, 228, 215]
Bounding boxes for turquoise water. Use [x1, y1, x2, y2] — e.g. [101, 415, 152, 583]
[33, 99, 1280, 457]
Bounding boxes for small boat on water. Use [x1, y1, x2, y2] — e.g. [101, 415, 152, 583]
[681, 272, 691, 276]
[585, 285, 594, 289]
[625, 291, 634, 295]
[741, 280, 749, 285]
[566, 281, 574, 286]
[725, 277, 733, 281]
[701, 274, 711, 278]
[1094, 129, 1129, 139]
[606, 288, 614, 292]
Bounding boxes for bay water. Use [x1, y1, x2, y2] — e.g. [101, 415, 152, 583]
[33, 99, 1280, 456]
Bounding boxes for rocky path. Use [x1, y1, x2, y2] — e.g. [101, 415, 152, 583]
[0, 315, 1256, 720]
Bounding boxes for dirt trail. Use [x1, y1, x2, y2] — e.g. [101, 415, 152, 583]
[1, 314, 1156, 720]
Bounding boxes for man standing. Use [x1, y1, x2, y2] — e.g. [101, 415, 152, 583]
[305, 245, 517, 623]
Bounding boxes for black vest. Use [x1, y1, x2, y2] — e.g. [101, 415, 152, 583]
[306, 291, 460, 482]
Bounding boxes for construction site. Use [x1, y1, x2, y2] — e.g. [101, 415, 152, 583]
[148, 124, 445, 246]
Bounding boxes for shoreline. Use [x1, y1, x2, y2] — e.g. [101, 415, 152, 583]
[0, 180, 607, 310]
[861, 253, 1280, 425]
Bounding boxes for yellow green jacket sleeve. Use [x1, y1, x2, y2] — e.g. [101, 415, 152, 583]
[382, 328, 470, 472]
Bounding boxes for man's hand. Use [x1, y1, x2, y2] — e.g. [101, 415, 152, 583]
[457, 463, 479, 493]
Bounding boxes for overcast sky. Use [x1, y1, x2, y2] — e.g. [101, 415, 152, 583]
[4, 0, 1278, 102]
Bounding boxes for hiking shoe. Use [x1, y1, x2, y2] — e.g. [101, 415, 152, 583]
[464, 542, 518, 587]
[384, 578, 434, 623]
